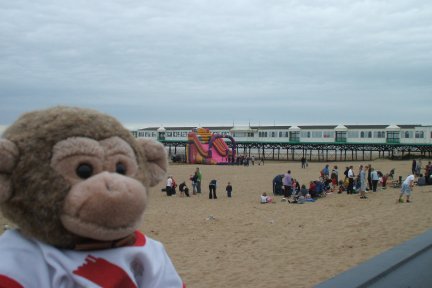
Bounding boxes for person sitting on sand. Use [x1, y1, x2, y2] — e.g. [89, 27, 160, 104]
[308, 181, 317, 198]
[292, 179, 300, 194]
[289, 185, 307, 204]
[300, 184, 309, 197]
[321, 177, 332, 194]
[314, 179, 326, 197]
[296, 179, 301, 194]
[260, 192, 273, 204]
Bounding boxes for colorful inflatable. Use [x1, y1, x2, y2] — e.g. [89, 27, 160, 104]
[186, 128, 236, 164]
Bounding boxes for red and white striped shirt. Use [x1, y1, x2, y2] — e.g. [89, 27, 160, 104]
[0, 229, 184, 288]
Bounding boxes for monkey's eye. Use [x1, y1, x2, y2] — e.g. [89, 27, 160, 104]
[116, 162, 127, 175]
[76, 163, 93, 179]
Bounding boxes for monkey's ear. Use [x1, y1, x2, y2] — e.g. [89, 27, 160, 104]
[0, 139, 19, 203]
[136, 139, 168, 187]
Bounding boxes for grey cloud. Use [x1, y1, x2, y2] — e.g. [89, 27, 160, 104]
[1, 0, 431, 126]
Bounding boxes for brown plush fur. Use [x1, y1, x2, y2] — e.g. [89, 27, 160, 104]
[0, 106, 166, 248]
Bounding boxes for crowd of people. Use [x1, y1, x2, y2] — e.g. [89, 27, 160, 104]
[268, 159, 424, 204]
[164, 157, 428, 206]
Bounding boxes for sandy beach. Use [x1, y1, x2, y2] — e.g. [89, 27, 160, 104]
[1, 159, 431, 287]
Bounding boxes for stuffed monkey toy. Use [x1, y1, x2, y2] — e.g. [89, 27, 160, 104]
[0, 106, 184, 288]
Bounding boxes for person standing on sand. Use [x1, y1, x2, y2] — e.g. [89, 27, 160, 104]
[226, 182, 233, 198]
[411, 159, 417, 175]
[425, 161, 431, 185]
[321, 164, 330, 180]
[331, 165, 338, 191]
[359, 165, 367, 199]
[367, 164, 372, 191]
[398, 174, 415, 203]
[301, 157, 306, 168]
[282, 170, 293, 198]
[370, 168, 379, 192]
[347, 166, 354, 194]
[166, 176, 173, 196]
[209, 179, 217, 199]
[195, 167, 202, 193]
[415, 159, 422, 176]
[343, 166, 349, 180]
[190, 173, 198, 195]
[170, 176, 177, 195]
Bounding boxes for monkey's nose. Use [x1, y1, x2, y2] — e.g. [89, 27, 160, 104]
[99, 172, 129, 195]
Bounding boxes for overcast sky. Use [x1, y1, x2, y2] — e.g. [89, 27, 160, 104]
[1, 0, 431, 132]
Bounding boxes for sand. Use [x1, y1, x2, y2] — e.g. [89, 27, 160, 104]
[1, 159, 432, 288]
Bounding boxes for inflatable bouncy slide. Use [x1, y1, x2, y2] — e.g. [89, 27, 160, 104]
[186, 128, 236, 164]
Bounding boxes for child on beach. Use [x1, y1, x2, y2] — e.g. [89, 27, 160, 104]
[260, 192, 273, 204]
[226, 182, 233, 198]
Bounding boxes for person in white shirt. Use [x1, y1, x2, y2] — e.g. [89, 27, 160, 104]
[347, 165, 354, 194]
[398, 174, 415, 203]
[260, 192, 272, 203]
[166, 176, 173, 196]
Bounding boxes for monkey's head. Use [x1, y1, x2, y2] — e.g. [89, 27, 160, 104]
[0, 106, 167, 249]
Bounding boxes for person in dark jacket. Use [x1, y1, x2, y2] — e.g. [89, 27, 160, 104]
[179, 182, 190, 197]
[209, 179, 217, 199]
[226, 182, 233, 198]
